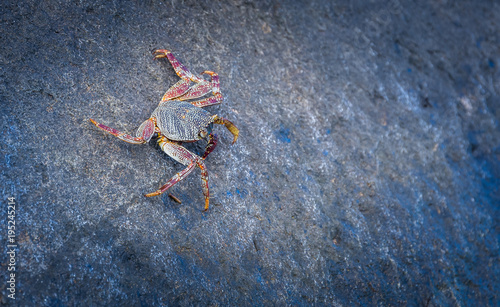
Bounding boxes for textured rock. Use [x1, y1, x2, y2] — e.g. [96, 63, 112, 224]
[1, 0, 498, 305]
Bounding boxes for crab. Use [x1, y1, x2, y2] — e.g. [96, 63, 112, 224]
[90, 49, 239, 211]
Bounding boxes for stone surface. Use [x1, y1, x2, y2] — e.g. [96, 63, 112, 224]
[1, 0, 499, 305]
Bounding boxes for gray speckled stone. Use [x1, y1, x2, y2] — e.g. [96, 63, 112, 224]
[1, 0, 498, 305]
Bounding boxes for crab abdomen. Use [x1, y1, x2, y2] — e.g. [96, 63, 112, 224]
[153, 100, 213, 142]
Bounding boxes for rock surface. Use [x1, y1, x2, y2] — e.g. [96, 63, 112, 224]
[1, 0, 498, 305]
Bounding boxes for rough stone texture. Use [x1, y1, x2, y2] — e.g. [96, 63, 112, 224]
[1, 0, 499, 305]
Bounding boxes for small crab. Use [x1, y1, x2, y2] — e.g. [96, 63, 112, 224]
[90, 49, 239, 211]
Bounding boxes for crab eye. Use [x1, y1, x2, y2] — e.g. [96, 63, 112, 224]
[199, 128, 208, 138]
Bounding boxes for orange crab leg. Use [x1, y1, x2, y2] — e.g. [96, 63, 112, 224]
[198, 162, 210, 211]
[89, 119, 147, 144]
[145, 137, 211, 211]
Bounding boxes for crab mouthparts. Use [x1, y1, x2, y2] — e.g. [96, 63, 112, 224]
[201, 122, 214, 138]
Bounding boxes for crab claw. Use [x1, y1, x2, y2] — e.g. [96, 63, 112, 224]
[212, 115, 239, 144]
[226, 120, 239, 144]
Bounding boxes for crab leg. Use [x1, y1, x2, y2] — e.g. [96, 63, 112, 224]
[204, 71, 221, 96]
[153, 49, 204, 83]
[89, 119, 147, 144]
[153, 50, 223, 107]
[145, 137, 211, 211]
[154, 49, 215, 103]
[178, 81, 212, 101]
[202, 134, 218, 160]
[188, 71, 223, 108]
[145, 160, 197, 197]
[160, 78, 191, 102]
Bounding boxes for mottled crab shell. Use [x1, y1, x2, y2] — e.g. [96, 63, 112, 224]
[152, 100, 213, 142]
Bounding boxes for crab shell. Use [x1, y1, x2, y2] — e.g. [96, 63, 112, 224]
[151, 100, 214, 142]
